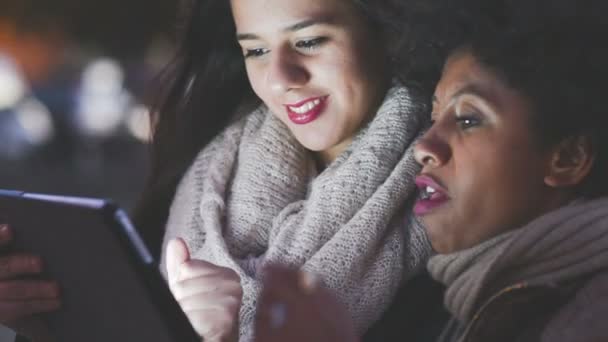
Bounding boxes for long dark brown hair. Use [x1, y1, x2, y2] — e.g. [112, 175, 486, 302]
[133, 0, 445, 259]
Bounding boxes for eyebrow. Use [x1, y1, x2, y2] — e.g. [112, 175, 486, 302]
[450, 84, 492, 104]
[236, 18, 333, 41]
[433, 84, 496, 111]
[446, 83, 502, 118]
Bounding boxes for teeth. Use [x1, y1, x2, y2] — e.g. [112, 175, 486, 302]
[290, 99, 322, 114]
[420, 185, 438, 200]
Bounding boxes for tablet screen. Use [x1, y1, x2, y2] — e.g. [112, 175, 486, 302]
[0, 191, 199, 342]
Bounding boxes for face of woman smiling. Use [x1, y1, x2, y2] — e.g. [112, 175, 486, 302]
[231, 0, 389, 164]
[413, 50, 574, 254]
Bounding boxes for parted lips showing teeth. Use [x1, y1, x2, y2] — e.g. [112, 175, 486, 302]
[420, 185, 437, 200]
[287, 98, 322, 114]
[415, 175, 448, 200]
[414, 175, 449, 216]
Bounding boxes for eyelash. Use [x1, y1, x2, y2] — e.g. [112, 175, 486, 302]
[244, 48, 269, 59]
[243, 37, 327, 59]
[455, 115, 481, 129]
[295, 37, 327, 51]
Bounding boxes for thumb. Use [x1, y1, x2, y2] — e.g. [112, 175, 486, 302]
[166, 238, 190, 284]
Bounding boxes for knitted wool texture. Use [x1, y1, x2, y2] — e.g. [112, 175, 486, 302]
[160, 84, 431, 339]
[428, 197, 608, 326]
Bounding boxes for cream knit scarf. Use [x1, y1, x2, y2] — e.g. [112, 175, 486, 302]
[161, 84, 431, 339]
[428, 197, 608, 327]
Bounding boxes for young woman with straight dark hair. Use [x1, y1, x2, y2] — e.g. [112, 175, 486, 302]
[0, 0, 447, 341]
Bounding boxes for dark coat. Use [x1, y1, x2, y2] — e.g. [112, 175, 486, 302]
[364, 271, 449, 342]
[453, 271, 608, 342]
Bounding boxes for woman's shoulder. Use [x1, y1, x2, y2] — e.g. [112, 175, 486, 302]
[163, 102, 270, 245]
[189, 103, 268, 166]
[541, 271, 608, 342]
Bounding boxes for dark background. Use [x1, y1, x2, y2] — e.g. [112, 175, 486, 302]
[0, 2, 180, 338]
[0, 0, 179, 210]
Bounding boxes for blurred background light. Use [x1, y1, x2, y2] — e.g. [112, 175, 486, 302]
[76, 57, 131, 137]
[81, 57, 124, 94]
[0, 1, 177, 338]
[15, 97, 54, 145]
[127, 104, 151, 142]
[0, 54, 27, 110]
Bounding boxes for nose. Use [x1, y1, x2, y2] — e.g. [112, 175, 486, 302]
[266, 46, 310, 94]
[414, 129, 451, 168]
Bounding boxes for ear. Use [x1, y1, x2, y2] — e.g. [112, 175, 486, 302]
[544, 136, 595, 188]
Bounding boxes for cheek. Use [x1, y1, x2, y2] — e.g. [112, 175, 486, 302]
[323, 55, 383, 124]
[458, 142, 524, 214]
[427, 133, 548, 253]
[429, 144, 513, 251]
[457, 142, 544, 236]
[322, 40, 377, 87]
[245, 66, 269, 103]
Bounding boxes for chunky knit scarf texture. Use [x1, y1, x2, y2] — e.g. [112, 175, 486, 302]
[160, 84, 431, 339]
[428, 197, 608, 328]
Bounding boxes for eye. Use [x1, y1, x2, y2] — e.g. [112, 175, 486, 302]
[244, 48, 269, 59]
[456, 115, 481, 130]
[294, 37, 327, 51]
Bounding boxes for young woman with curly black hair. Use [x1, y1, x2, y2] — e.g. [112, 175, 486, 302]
[252, 1, 608, 341]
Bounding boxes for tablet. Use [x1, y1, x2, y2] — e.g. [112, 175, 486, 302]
[0, 190, 200, 342]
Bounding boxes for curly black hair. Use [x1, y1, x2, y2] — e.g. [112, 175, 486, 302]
[417, 0, 608, 197]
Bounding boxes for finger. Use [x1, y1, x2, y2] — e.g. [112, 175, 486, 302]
[0, 224, 12, 247]
[256, 292, 346, 342]
[256, 271, 315, 339]
[0, 299, 61, 323]
[256, 267, 313, 329]
[178, 291, 241, 312]
[255, 297, 317, 342]
[183, 307, 236, 340]
[171, 275, 242, 302]
[166, 238, 190, 285]
[260, 266, 308, 303]
[0, 280, 60, 301]
[0, 254, 43, 280]
[308, 287, 358, 341]
[178, 259, 240, 281]
[256, 267, 355, 342]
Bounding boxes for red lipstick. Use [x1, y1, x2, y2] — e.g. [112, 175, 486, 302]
[413, 175, 450, 216]
[285, 96, 328, 125]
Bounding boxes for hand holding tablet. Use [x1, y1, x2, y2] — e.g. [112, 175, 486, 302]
[0, 224, 59, 342]
[0, 190, 200, 342]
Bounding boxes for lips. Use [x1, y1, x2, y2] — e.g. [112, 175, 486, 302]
[413, 174, 450, 216]
[285, 96, 328, 125]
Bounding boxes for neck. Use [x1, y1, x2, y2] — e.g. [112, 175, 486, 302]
[316, 138, 353, 166]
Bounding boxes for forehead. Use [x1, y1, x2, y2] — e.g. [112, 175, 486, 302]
[435, 52, 488, 100]
[230, 0, 357, 32]
[434, 50, 535, 120]
[433, 50, 513, 108]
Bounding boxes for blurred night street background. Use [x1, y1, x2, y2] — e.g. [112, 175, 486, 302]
[0, 0, 179, 210]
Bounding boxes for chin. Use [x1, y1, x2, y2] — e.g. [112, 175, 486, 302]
[426, 231, 446, 254]
[429, 239, 455, 255]
[293, 133, 336, 152]
[300, 140, 326, 151]
[423, 220, 455, 254]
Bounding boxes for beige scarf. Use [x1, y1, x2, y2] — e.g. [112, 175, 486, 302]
[428, 197, 608, 326]
[161, 84, 431, 339]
